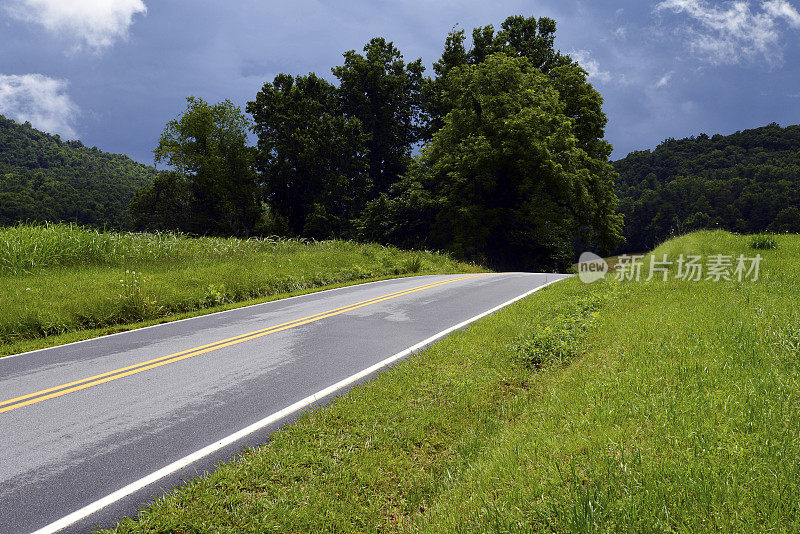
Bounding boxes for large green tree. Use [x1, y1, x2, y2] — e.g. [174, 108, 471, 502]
[241, 15, 623, 266]
[247, 73, 369, 238]
[144, 97, 262, 236]
[424, 15, 612, 161]
[360, 53, 623, 271]
[332, 38, 425, 195]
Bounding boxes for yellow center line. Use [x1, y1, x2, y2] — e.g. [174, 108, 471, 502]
[0, 274, 489, 415]
[0, 275, 470, 409]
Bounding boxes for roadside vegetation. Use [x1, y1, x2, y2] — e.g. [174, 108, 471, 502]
[0, 223, 478, 355]
[2, 14, 622, 274]
[102, 230, 799, 532]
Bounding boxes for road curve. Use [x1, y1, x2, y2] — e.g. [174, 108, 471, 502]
[0, 272, 567, 533]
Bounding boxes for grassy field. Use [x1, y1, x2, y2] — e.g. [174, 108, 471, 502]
[0, 224, 479, 355]
[98, 230, 800, 533]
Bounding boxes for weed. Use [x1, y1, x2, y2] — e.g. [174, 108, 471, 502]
[750, 234, 778, 250]
[513, 322, 582, 369]
[511, 286, 612, 369]
[116, 270, 160, 322]
[202, 284, 227, 307]
[404, 254, 424, 274]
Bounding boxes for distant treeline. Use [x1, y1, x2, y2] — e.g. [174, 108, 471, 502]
[0, 115, 158, 228]
[614, 123, 800, 252]
[131, 15, 623, 271]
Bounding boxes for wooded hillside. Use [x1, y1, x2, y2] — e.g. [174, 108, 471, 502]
[0, 115, 158, 228]
[614, 123, 800, 252]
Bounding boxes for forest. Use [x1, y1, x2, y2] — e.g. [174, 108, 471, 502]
[0, 115, 158, 228]
[614, 123, 800, 252]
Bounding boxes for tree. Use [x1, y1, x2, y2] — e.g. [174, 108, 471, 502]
[425, 15, 612, 160]
[769, 206, 800, 233]
[359, 54, 623, 271]
[421, 26, 468, 141]
[129, 171, 192, 231]
[152, 97, 261, 236]
[332, 38, 425, 195]
[247, 73, 369, 238]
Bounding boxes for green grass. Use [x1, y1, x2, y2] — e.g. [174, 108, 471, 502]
[415, 231, 799, 532]
[0, 224, 479, 354]
[749, 233, 779, 250]
[99, 229, 800, 532]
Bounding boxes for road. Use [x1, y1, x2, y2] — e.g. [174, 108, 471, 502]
[0, 272, 567, 533]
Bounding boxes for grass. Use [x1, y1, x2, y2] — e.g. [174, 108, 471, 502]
[750, 233, 779, 250]
[0, 224, 479, 354]
[99, 229, 800, 532]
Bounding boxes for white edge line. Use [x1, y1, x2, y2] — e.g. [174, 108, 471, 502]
[2, 273, 477, 361]
[30, 276, 566, 534]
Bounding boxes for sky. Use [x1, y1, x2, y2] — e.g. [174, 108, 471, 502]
[1, 0, 799, 164]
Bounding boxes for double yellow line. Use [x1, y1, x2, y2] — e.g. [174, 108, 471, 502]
[0, 274, 488, 416]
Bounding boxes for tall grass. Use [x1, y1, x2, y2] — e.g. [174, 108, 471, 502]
[0, 223, 327, 274]
[0, 224, 479, 347]
[749, 233, 779, 250]
[417, 230, 800, 532]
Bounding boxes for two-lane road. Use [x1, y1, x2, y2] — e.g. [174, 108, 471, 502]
[0, 272, 567, 533]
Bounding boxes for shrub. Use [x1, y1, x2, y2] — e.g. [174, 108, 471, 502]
[403, 254, 424, 274]
[513, 322, 581, 368]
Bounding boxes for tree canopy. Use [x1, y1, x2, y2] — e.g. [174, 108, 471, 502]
[247, 73, 368, 238]
[244, 15, 623, 270]
[332, 38, 425, 196]
[132, 97, 262, 236]
[424, 16, 611, 161]
[359, 52, 622, 271]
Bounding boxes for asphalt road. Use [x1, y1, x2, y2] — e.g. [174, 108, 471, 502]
[0, 272, 567, 533]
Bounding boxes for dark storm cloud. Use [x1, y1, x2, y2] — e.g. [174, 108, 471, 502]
[1, 0, 799, 163]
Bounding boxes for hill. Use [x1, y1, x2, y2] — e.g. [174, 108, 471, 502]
[613, 122, 800, 252]
[0, 115, 158, 228]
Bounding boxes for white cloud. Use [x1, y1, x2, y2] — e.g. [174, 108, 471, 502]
[0, 74, 80, 138]
[655, 71, 675, 87]
[570, 49, 612, 83]
[5, 0, 147, 52]
[655, 0, 800, 65]
[614, 26, 627, 39]
[763, 0, 800, 25]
